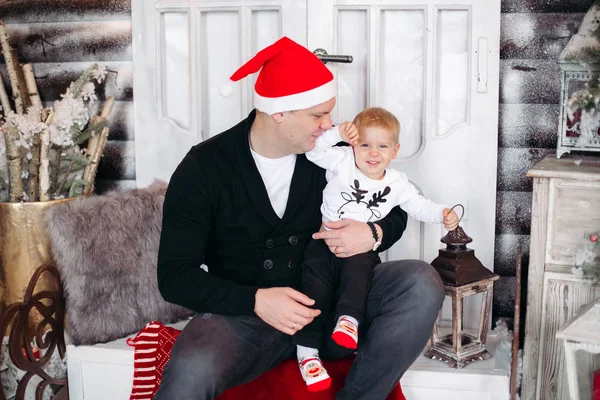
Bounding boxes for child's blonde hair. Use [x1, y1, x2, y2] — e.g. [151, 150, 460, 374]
[352, 107, 400, 143]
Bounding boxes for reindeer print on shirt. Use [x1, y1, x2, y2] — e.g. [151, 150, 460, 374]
[337, 179, 391, 221]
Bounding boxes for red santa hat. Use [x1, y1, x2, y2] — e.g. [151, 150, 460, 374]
[220, 36, 335, 115]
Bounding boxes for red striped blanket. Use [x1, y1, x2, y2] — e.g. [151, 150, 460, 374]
[127, 321, 181, 400]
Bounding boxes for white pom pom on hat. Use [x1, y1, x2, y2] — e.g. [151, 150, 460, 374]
[219, 81, 234, 98]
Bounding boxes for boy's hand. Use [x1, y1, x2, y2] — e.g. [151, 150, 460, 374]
[339, 122, 359, 146]
[443, 208, 459, 231]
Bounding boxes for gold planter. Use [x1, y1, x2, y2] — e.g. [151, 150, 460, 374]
[0, 198, 75, 324]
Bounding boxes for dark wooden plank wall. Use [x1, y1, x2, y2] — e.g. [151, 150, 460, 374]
[1, 0, 594, 324]
[0, 0, 135, 194]
[494, 0, 593, 327]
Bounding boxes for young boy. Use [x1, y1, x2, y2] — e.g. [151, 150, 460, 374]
[293, 107, 459, 391]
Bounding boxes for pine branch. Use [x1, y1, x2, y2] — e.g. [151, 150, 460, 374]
[579, 261, 600, 284]
[68, 63, 98, 98]
[48, 146, 61, 194]
[62, 152, 91, 168]
[54, 160, 74, 197]
[68, 179, 87, 198]
[72, 118, 108, 145]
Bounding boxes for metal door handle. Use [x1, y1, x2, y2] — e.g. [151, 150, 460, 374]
[313, 48, 353, 64]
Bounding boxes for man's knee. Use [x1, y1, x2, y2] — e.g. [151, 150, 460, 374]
[157, 325, 237, 397]
[160, 337, 225, 393]
[404, 260, 445, 307]
[373, 259, 445, 310]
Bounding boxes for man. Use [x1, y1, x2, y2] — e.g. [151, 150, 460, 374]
[155, 36, 444, 400]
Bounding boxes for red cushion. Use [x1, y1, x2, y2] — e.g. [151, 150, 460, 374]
[219, 356, 406, 400]
[128, 321, 405, 400]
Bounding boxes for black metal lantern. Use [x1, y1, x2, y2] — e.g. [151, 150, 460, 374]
[424, 205, 499, 368]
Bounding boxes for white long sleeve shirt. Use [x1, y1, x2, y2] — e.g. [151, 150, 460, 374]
[306, 127, 447, 224]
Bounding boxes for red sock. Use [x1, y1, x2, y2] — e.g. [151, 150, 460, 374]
[332, 316, 358, 349]
[299, 356, 331, 392]
[308, 378, 332, 392]
[332, 331, 357, 349]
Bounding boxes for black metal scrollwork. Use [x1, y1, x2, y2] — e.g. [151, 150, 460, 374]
[0, 264, 68, 400]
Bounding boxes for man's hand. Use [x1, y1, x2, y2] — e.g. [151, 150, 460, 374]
[255, 287, 321, 335]
[312, 219, 379, 257]
[339, 122, 359, 146]
[443, 208, 459, 231]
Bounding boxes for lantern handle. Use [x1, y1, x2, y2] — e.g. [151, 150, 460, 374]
[448, 204, 465, 223]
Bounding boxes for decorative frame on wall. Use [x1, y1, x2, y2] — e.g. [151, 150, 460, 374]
[557, 62, 600, 159]
[555, 1, 600, 159]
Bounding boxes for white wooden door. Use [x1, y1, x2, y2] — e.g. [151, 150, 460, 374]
[132, 0, 500, 328]
[307, 0, 500, 328]
[132, 0, 305, 187]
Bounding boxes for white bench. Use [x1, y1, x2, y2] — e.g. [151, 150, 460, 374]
[66, 322, 510, 400]
[66, 320, 190, 400]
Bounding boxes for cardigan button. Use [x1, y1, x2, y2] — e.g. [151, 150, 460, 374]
[265, 239, 275, 249]
[288, 236, 298, 246]
[263, 259, 274, 269]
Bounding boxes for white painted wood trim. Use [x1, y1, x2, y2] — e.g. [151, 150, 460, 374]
[527, 155, 600, 181]
[66, 344, 85, 400]
[562, 342, 581, 400]
[521, 177, 550, 400]
[431, 5, 472, 140]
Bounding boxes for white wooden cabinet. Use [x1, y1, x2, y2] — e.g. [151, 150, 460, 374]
[522, 155, 600, 400]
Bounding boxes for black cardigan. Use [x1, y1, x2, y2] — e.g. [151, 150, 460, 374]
[157, 110, 408, 316]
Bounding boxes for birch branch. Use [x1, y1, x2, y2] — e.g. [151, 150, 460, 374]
[85, 97, 114, 156]
[3, 124, 23, 202]
[0, 22, 28, 114]
[0, 71, 11, 117]
[27, 134, 40, 201]
[22, 64, 41, 107]
[83, 96, 114, 191]
[13, 48, 32, 111]
[39, 112, 53, 201]
[55, 159, 74, 197]
[83, 126, 110, 196]
[23, 65, 45, 201]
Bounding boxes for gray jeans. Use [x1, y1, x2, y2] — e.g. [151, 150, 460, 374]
[154, 259, 444, 400]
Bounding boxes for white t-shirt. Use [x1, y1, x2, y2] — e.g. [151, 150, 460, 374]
[250, 148, 296, 218]
[306, 127, 446, 224]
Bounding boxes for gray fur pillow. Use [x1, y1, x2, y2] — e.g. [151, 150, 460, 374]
[46, 181, 193, 345]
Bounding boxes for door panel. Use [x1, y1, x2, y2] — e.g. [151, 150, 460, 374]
[132, 0, 305, 187]
[308, 0, 500, 328]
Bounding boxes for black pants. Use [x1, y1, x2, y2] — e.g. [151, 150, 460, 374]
[292, 239, 380, 349]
